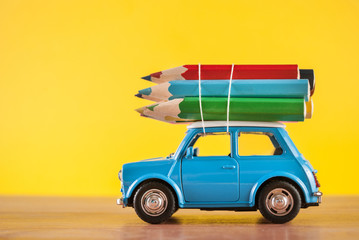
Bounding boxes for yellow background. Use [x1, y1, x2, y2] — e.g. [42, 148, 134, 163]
[1, 0, 358, 196]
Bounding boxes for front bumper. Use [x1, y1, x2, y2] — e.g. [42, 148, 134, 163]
[116, 197, 125, 207]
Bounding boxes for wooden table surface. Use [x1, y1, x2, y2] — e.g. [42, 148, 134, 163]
[0, 195, 358, 240]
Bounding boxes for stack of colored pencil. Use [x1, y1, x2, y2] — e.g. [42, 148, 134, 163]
[135, 65, 315, 123]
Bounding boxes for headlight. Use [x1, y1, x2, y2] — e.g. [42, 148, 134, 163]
[118, 170, 122, 181]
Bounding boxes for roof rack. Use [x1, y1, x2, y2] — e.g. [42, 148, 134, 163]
[187, 121, 286, 129]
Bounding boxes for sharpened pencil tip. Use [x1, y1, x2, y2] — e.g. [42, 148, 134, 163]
[135, 107, 144, 114]
[135, 93, 143, 98]
[139, 87, 152, 96]
[142, 75, 151, 81]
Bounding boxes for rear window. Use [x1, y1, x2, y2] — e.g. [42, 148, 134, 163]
[238, 132, 283, 156]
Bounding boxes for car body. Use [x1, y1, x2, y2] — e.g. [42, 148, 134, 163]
[117, 121, 322, 224]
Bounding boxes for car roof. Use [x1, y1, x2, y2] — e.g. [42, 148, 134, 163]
[187, 121, 286, 129]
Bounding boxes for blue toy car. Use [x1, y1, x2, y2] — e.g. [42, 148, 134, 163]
[117, 121, 322, 224]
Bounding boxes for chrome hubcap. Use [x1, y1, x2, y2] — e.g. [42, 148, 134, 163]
[266, 188, 293, 216]
[141, 189, 168, 216]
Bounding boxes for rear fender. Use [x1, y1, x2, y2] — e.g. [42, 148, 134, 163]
[249, 171, 310, 207]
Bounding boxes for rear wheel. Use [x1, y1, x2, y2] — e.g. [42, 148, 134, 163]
[133, 181, 176, 224]
[258, 181, 301, 224]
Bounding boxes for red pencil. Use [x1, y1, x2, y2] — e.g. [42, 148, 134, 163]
[142, 65, 299, 83]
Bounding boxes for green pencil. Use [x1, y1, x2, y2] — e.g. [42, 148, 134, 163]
[136, 97, 305, 123]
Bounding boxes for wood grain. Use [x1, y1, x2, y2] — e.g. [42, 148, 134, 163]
[0, 196, 358, 240]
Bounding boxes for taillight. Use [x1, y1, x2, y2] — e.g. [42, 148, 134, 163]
[313, 172, 320, 187]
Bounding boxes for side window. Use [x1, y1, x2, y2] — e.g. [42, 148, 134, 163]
[192, 132, 231, 157]
[237, 132, 283, 156]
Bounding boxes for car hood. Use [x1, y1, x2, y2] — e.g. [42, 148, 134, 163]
[123, 157, 173, 168]
[140, 157, 167, 162]
[122, 157, 175, 184]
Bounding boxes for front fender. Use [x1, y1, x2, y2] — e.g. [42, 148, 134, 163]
[125, 174, 184, 205]
[248, 171, 310, 207]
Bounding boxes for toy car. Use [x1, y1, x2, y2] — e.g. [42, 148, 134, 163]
[117, 121, 322, 224]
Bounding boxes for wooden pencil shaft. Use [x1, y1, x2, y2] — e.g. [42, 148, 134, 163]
[143, 65, 315, 95]
[137, 79, 310, 102]
[138, 97, 305, 123]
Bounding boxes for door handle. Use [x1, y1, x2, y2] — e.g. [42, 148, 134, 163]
[222, 165, 236, 169]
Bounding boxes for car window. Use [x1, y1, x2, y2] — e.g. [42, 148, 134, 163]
[192, 132, 231, 157]
[238, 132, 283, 156]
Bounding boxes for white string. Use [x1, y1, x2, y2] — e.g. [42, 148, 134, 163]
[226, 64, 235, 133]
[198, 63, 206, 135]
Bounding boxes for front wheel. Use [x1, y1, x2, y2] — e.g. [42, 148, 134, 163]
[133, 182, 176, 224]
[258, 181, 301, 224]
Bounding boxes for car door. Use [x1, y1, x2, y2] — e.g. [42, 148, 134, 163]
[235, 128, 288, 203]
[181, 130, 240, 202]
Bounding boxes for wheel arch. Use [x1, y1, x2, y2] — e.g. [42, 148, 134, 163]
[250, 174, 310, 208]
[126, 175, 183, 207]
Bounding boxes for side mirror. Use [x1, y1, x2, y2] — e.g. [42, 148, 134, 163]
[186, 147, 194, 159]
[193, 147, 199, 157]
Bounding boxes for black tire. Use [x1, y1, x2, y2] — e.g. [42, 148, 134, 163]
[173, 205, 179, 214]
[133, 181, 176, 224]
[258, 181, 301, 224]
